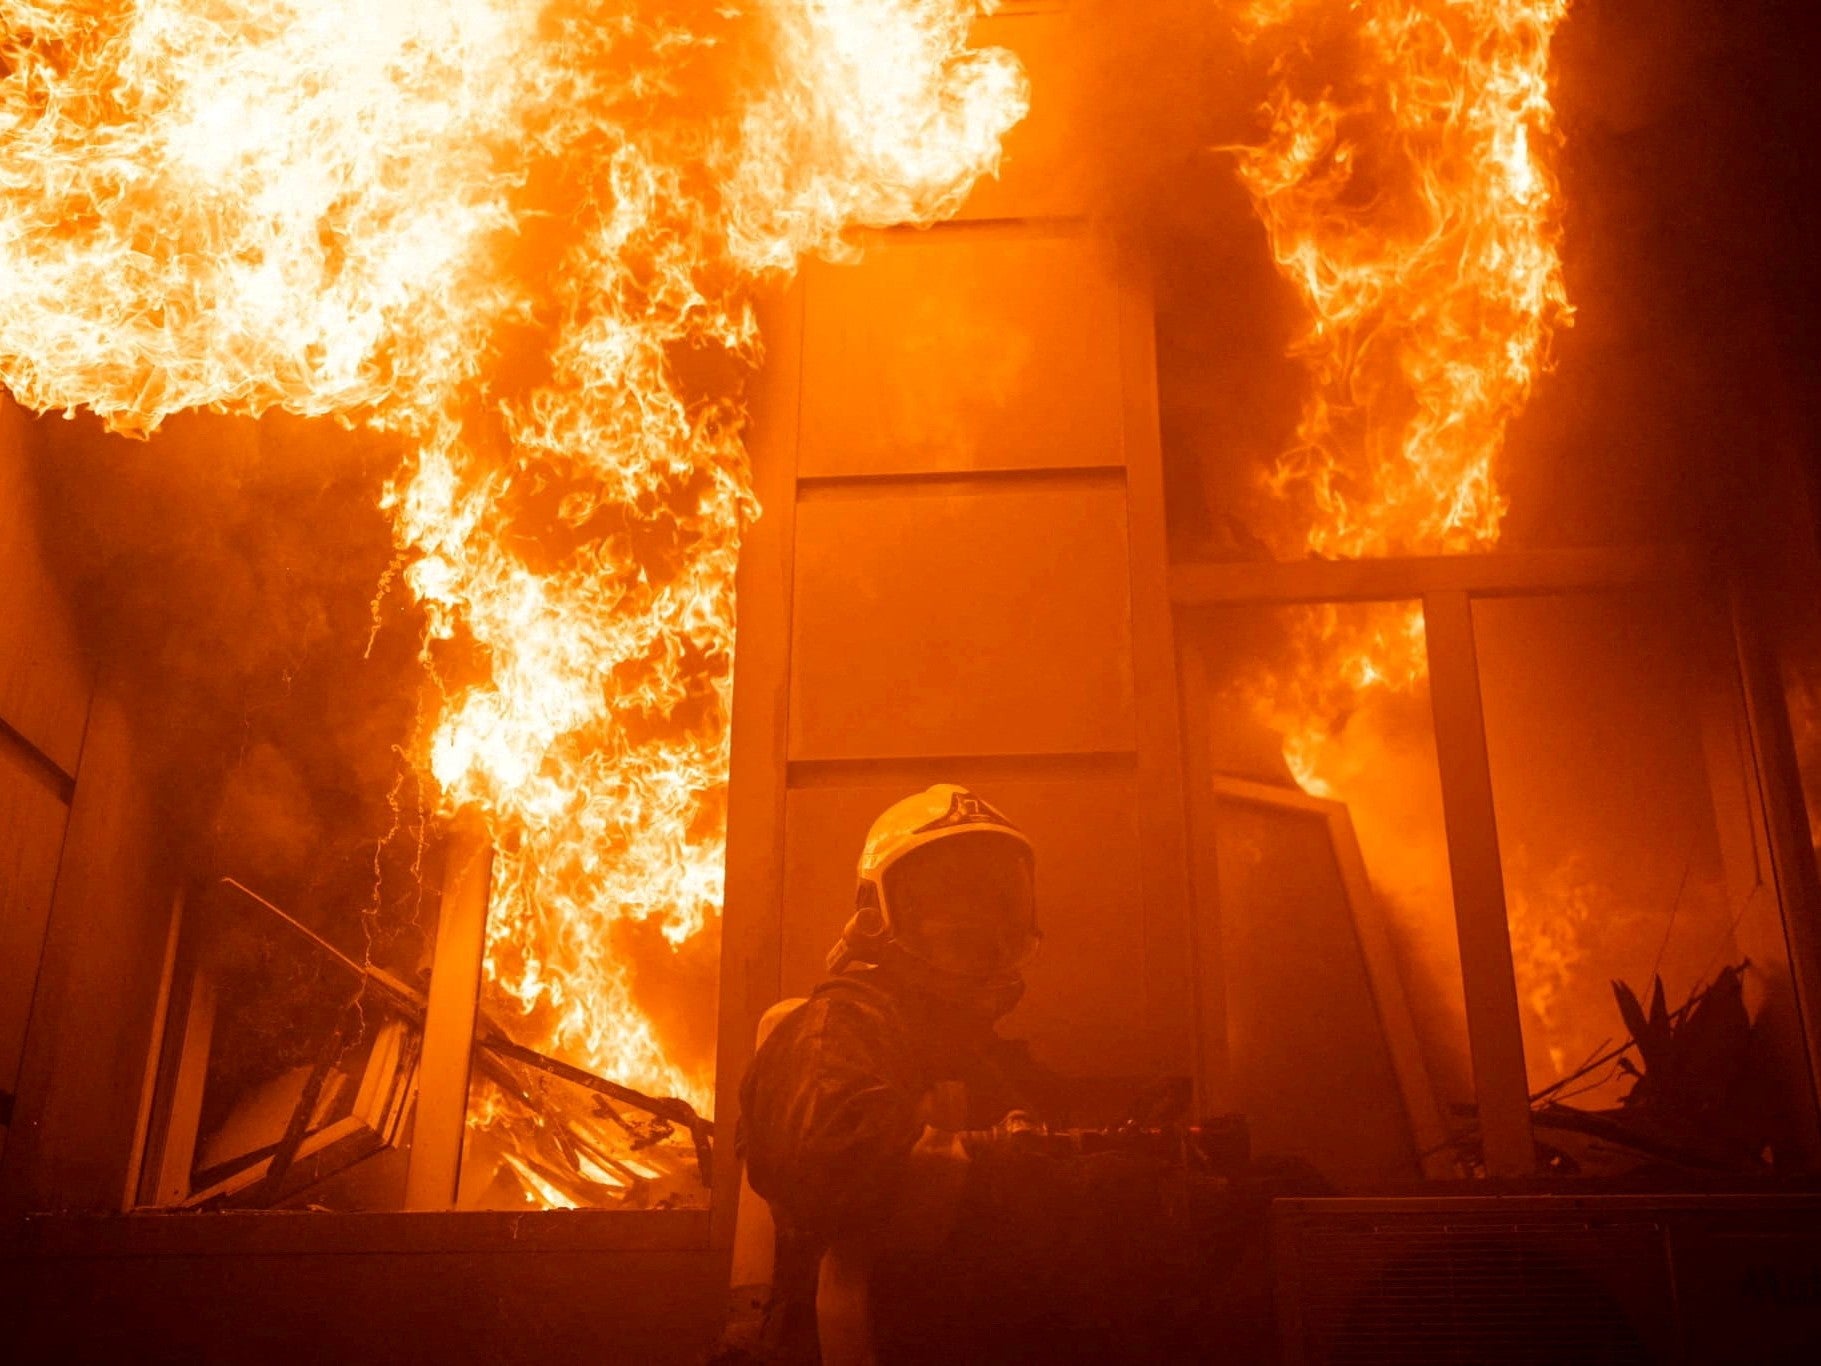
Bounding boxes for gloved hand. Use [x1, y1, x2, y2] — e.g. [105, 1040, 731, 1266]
[955, 1108, 1046, 1159]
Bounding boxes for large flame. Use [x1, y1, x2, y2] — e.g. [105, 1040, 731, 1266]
[1230, 0, 1571, 788]
[1, 0, 1025, 1200]
[1228, 1, 1573, 1117]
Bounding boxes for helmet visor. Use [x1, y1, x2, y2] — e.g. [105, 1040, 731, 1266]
[883, 831, 1038, 977]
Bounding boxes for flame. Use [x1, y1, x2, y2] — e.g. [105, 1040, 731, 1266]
[727, 0, 1028, 270]
[1230, 1, 1575, 1119]
[0, 0, 533, 433]
[1231, 0, 1571, 783]
[1, 0, 1024, 1200]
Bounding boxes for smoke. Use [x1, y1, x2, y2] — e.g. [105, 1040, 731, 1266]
[1069, 1, 1306, 558]
[26, 407, 431, 967]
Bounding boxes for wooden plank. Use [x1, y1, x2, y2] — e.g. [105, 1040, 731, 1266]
[121, 889, 183, 1210]
[149, 967, 215, 1207]
[1171, 545, 1698, 608]
[403, 822, 493, 1210]
[711, 279, 806, 1248]
[1421, 590, 1535, 1176]
[1208, 777, 1453, 1176]
[0, 398, 92, 778]
[1117, 273, 1197, 1081]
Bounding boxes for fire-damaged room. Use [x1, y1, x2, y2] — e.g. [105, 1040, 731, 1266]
[3, 1, 1820, 1363]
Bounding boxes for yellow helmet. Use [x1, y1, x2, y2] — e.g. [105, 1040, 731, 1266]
[828, 784, 1039, 980]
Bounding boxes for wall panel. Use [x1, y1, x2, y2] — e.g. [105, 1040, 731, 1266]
[0, 399, 90, 777]
[789, 477, 1136, 760]
[0, 398, 87, 1182]
[961, 5, 1087, 223]
[798, 229, 1123, 478]
[2, 692, 167, 1213]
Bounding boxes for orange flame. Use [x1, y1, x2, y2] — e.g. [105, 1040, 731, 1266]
[1232, 0, 1571, 782]
[1, 0, 1025, 1199]
[1230, 2, 1576, 1118]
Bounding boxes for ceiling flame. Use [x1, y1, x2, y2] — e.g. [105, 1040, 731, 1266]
[1231, 0, 1572, 781]
[1, 0, 1025, 1198]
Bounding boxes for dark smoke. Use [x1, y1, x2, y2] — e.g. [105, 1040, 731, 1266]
[25, 405, 436, 1098]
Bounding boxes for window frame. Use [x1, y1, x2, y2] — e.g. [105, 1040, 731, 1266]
[1171, 546, 1821, 1177]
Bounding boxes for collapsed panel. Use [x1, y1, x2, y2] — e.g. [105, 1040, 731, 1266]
[1185, 600, 1470, 1181]
[1211, 791, 1425, 1183]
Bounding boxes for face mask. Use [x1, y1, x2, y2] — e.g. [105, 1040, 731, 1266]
[881, 831, 1041, 979]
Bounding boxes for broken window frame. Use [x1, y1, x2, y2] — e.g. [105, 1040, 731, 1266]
[132, 884, 425, 1210]
[130, 828, 716, 1215]
[1172, 546, 1821, 1177]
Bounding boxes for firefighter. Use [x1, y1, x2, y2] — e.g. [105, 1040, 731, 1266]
[734, 784, 1280, 1365]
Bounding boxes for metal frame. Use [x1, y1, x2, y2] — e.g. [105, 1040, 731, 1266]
[1209, 776, 1456, 1176]
[1172, 544, 1821, 1178]
[402, 820, 493, 1209]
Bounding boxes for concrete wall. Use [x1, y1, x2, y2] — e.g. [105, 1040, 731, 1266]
[0, 397, 173, 1214]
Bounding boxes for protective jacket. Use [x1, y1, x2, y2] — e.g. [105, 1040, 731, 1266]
[737, 967, 1276, 1364]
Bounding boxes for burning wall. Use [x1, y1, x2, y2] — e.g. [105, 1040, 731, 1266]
[4, 0, 1819, 1212]
[2, 0, 1029, 1207]
[1147, 0, 1821, 1173]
